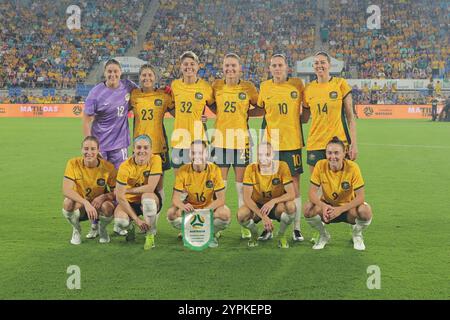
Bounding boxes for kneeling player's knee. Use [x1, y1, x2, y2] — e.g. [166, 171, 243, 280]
[166, 207, 179, 221]
[237, 206, 251, 223]
[303, 202, 315, 218]
[63, 198, 77, 211]
[285, 201, 296, 214]
[215, 206, 231, 221]
[357, 203, 372, 220]
[101, 202, 114, 217]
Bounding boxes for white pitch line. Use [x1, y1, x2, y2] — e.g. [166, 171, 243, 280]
[360, 143, 450, 149]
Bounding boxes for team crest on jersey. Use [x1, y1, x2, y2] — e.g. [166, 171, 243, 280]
[341, 181, 351, 190]
[329, 91, 338, 99]
[291, 91, 298, 99]
[239, 92, 247, 100]
[155, 99, 163, 106]
[206, 180, 214, 189]
[125, 93, 131, 102]
[195, 92, 203, 100]
[97, 178, 106, 186]
[143, 171, 151, 178]
[272, 178, 281, 186]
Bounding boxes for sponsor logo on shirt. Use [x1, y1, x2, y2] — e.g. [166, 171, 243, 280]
[291, 91, 298, 99]
[239, 92, 247, 100]
[195, 93, 203, 100]
[206, 180, 214, 189]
[97, 178, 106, 186]
[272, 178, 281, 185]
[155, 99, 163, 106]
[125, 94, 131, 102]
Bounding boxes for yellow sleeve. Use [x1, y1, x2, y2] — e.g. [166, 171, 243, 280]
[107, 168, 117, 190]
[64, 159, 76, 181]
[340, 79, 352, 99]
[257, 84, 265, 108]
[310, 163, 321, 187]
[213, 165, 225, 192]
[166, 92, 174, 112]
[174, 168, 185, 192]
[116, 163, 130, 186]
[280, 162, 293, 185]
[248, 82, 259, 106]
[243, 165, 254, 186]
[130, 89, 138, 110]
[151, 155, 163, 175]
[352, 163, 365, 191]
[205, 83, 215, 106]
[303, 86, 310, 109]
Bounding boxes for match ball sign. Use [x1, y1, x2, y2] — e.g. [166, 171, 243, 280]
[182, 209, 214, 251]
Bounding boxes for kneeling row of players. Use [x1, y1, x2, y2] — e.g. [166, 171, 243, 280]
[62, 136, 373, 251]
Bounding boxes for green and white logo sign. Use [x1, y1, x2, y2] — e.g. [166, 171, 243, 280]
[182, 209, 214, 251]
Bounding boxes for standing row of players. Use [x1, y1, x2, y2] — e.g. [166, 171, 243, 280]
[62, 51, 373, 250]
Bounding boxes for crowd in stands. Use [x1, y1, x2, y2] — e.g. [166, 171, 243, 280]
[139, 0, 317, 86]
[1, 0, 448, 96]
[326, 0, 449, 80]
[0, 0, 147, 89]
[0, 94, 80, 104]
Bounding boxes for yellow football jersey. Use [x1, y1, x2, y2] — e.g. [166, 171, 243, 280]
[170, 79, 214, 149]
[174, 162, 225, 209]
[116, 155, 163, 203]
[64, 157, 117, 202]
[212, 80, 258, 149]
[310, 159, 364, 207]
[243, 161, 293, 205]
[303, 77, 352, 151]
[130, 88, 173, 154]
[257, 78, 305, 151]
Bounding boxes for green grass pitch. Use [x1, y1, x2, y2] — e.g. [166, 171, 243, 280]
[0, 118, 448, 299]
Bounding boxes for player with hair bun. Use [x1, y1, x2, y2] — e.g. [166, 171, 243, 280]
[62, 136, 117, 245]
[113, 135, 163, 250]
[303, 137, 372, 251]
[82, 59, 138, 238]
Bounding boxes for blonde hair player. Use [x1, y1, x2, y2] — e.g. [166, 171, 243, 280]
[62, 136, 117, 245]
[114, 135, 163, 250]
[210, 53, 260, 240]
[256, 53, 305, 242]
[304, 137, 372, 250]
[238, 142, 296, 248]
[129, 64, 174, 222]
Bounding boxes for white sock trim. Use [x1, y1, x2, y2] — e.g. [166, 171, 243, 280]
[294, 197, 302, 230]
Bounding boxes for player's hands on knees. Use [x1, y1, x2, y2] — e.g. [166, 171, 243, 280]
[183, 203, 195, 213]
[135, 219, 150, 232]
[91, 194, 105, 210]
[328, 207, 343, 221]
[321, 203, 333, 223]
[260, 200, 275, 216]
[263, 217, 274, 232]
[83, 201, 98, 221]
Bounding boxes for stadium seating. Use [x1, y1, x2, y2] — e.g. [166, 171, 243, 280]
[0, 0, 147, 89]
[326, 0, 449, 79]
[139, 0, 317, 86]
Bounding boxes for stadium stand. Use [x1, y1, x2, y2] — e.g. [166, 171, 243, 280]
[138, 0, 317, 86]
[326, 0, 449, 80]
[0, 0, 147, 89]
